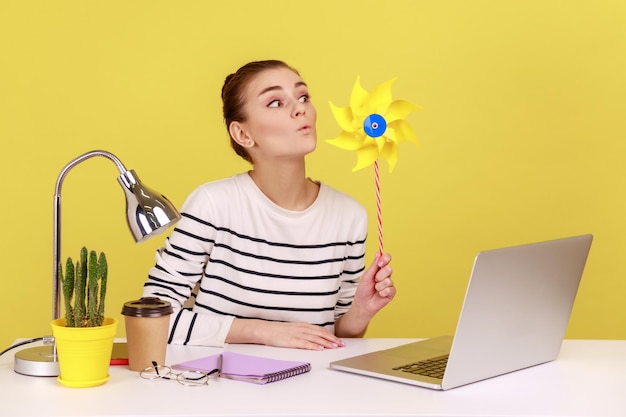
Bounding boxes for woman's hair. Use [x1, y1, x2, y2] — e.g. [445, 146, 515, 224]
[221, 60, 300, 163]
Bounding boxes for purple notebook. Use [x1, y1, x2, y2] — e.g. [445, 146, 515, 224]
[173, 351, 311, 384]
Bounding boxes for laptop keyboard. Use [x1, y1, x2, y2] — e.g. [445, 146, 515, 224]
[393, 355, 449, 379]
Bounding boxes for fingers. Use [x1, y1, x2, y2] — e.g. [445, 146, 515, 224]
[376, 252, 392, 268]
[376, 278, 396, 298]
[300, 324, 346, 350]
[267, 322, 346, 351]
[362, 252, 392, 286]
[374, 253, 394, 299]
[303, 333, 346, 351]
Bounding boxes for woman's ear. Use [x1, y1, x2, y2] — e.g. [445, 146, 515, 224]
[229, 122, 254, 148]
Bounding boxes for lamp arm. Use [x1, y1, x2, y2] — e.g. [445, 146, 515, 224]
[52, 150, 129, 321]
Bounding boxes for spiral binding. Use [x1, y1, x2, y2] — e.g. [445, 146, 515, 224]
[264, 363, 311, 383]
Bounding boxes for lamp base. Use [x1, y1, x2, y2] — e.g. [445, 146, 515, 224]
[13, 345, 59, 377]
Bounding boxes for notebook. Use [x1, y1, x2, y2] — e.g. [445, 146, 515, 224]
[330, 234, 593, 390]
[173, 351, 311, 384]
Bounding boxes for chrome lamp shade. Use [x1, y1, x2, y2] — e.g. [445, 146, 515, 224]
[118, 169, 180, 243]
[13, 150, 181, 377]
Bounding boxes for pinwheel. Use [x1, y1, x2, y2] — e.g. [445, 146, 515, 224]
[326, 76, 420, 254]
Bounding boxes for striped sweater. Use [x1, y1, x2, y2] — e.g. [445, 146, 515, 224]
[142, 173, 367, 347]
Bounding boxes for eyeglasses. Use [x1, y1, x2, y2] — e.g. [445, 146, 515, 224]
[140, 354, 222, 387]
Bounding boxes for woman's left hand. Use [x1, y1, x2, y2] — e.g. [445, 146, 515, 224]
[354, 252, 395, 316]
[335, 252, 395, 338]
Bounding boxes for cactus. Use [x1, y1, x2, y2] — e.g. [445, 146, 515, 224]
[59, 247, 108, 327]
[70, 247, 87, 326]
[60, 258, 75, 327]
[96, 252, 108, 326]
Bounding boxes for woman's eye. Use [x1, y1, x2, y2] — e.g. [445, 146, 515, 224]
[267, 99, 281, 108]
[299, 94, 310, 103]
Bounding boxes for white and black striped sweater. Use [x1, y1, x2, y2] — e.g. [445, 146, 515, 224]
[143, 173, 367, 347]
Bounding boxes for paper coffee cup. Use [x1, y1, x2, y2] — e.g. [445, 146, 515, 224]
[121, 297, 173, 372]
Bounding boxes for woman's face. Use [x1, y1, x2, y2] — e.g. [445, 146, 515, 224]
[239, 67, 317, 162]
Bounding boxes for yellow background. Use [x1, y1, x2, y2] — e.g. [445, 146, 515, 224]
[1, 0, 625, 350]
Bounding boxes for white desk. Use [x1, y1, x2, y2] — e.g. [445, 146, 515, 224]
[1, 338, 625, 417]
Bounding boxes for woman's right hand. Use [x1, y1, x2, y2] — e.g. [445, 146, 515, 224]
[226, 318, 345, 351]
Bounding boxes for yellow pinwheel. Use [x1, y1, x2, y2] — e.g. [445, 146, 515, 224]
[326, 76, 421, 172]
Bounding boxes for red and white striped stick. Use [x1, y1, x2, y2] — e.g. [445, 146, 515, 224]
[374, 160, 383, 256]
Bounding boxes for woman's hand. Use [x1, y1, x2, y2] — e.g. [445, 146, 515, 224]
[355, 252, 395, 314]
[335, 252, 395, 338]
[227, 318, 345, 351]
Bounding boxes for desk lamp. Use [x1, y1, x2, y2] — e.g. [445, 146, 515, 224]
[13, 150, 181, 377]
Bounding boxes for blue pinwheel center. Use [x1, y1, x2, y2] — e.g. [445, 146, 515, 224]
[363, 113, 387, 138]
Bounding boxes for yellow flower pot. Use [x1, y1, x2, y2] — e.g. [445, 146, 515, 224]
[51, 317, 118, 388]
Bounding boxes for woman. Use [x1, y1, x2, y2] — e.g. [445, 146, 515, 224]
[143, 60, 395, 350]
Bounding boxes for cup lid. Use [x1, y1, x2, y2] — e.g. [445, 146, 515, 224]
[121, 297, 173, 317]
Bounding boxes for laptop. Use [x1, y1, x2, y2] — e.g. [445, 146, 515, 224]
[330, 234, 593, 390]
